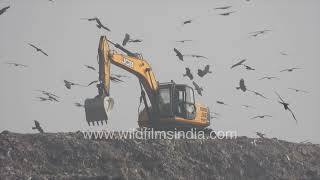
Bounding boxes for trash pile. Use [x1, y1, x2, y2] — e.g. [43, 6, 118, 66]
[0, 131, 319, 180]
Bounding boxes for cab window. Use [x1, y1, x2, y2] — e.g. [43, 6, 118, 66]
[158, 88, 171, 116]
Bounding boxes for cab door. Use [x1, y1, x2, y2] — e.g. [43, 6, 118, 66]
[174, 86, 196, 120]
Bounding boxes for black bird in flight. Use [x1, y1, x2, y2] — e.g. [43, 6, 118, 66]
[216, 101, 228, 106]
[4, 62, 28, 68]
[241, 104, 255, 109]
[288, 88, 309, 94]
[36, 96, 59, 102]
[35, 90, 59, 98]
[184, 54, 208, 59]
[35, 90, 60, 102]
[32, 120, 44, 133]
[112, 74, 130, 79]
[231, 59, 246, 69]
[192, 81, 203, 96]
[176, 40, 192, 43]
[87, 80, 98, 87]
[174, 48, 184, 61]
[256, 132, 265, 138]
[110, 76, 124, 83]
[280, 68, 301, 72]
[249, 30, 271, 37]
[36, 97, 51, 102]
[242, 64, 255, 71]
[87, 77, 123, 87]
[74, 102, 84, 107]
[182, 19, 193, 25]
[219, 11, 236, 16]
[236, 78, 247, 92]
[198, 65, 212, 77]
[214, 6, 232, 10]
[122, 33, 142, 46]
[0, 6, 9, 16]
[275, 92, 297, 123]
[122, 33, 130, 46]
[64, 80, 85, 89]
[28, 43, 48, 56]
[81, 17, 111, 31]
[47, 95, 59, 102]
[84, 65, 96, 71]
[183, 67, 193, 80]
[251, 115, 272, 119]
[248, 90, 268, 99]
[258, 76, 279, 80]
[128, 39, 142, 43]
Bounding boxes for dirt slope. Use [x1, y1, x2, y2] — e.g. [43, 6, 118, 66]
[0, 131, 319, 180]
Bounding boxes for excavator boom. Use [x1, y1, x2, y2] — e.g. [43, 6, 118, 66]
[85, 36, 159, 126]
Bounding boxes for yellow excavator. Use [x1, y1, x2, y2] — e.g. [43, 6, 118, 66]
[84, 36, 211, 130]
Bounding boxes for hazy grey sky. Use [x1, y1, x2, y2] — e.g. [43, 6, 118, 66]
[1, 0, 319, 143]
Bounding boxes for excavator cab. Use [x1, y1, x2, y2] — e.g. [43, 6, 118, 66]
[158, 82, 196, 120]
[138, 81, 210, 129]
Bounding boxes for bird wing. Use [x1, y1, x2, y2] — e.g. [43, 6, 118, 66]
[291, 68, 301, 70]
[88, 80, 98, 86]
[39, 49, 48, 56]
[110, 76, 124, 83]
[192, 55, 208, 59]
[87, 17, 98, 21]
[28, 43, 38, 50]
[214, 6, 231, 10]
[192, 81, 201, 90]
[275, 92, 285, 103]
[0, 6, 10, 14]
[129, 39, 142, 43]
[249, 90, 268, 99]
[258, 77, 267, 80]
[192, 81, 197, 88]
[280, 69, 289, 72]
[95, 18, 102, 24]
[122, 33, 130, 46]
[183, 20, 192, 24]
[251, 116, 259, 119]
[174, 48, 183, 61]
[48, 96, 59, 102]
[19, 64, 28, 67]
[231, 59, 246, 68]
[204, 65, 210, 72]
[98, 20, 111, 31]
[34, 120, 40, 126]
[256, 92, 268, 99]
[86, 65, 95, 70]
[239, 79, 245, 87]
[287, 107, 297, 123]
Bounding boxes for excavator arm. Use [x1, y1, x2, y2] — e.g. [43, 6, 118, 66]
[85, 36, 159, 126]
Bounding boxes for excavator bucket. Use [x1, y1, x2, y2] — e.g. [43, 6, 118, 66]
[84, 36, 113, 126]
[84, 96, 114, 125]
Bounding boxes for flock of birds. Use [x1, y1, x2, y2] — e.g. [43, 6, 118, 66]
[169, 5, 310, 127]
[1, 2, 311, 136]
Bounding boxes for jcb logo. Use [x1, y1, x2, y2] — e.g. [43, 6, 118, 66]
[122, 58, 134, 68]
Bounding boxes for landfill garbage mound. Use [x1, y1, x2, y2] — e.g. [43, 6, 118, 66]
[0, 131, 319, 180]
